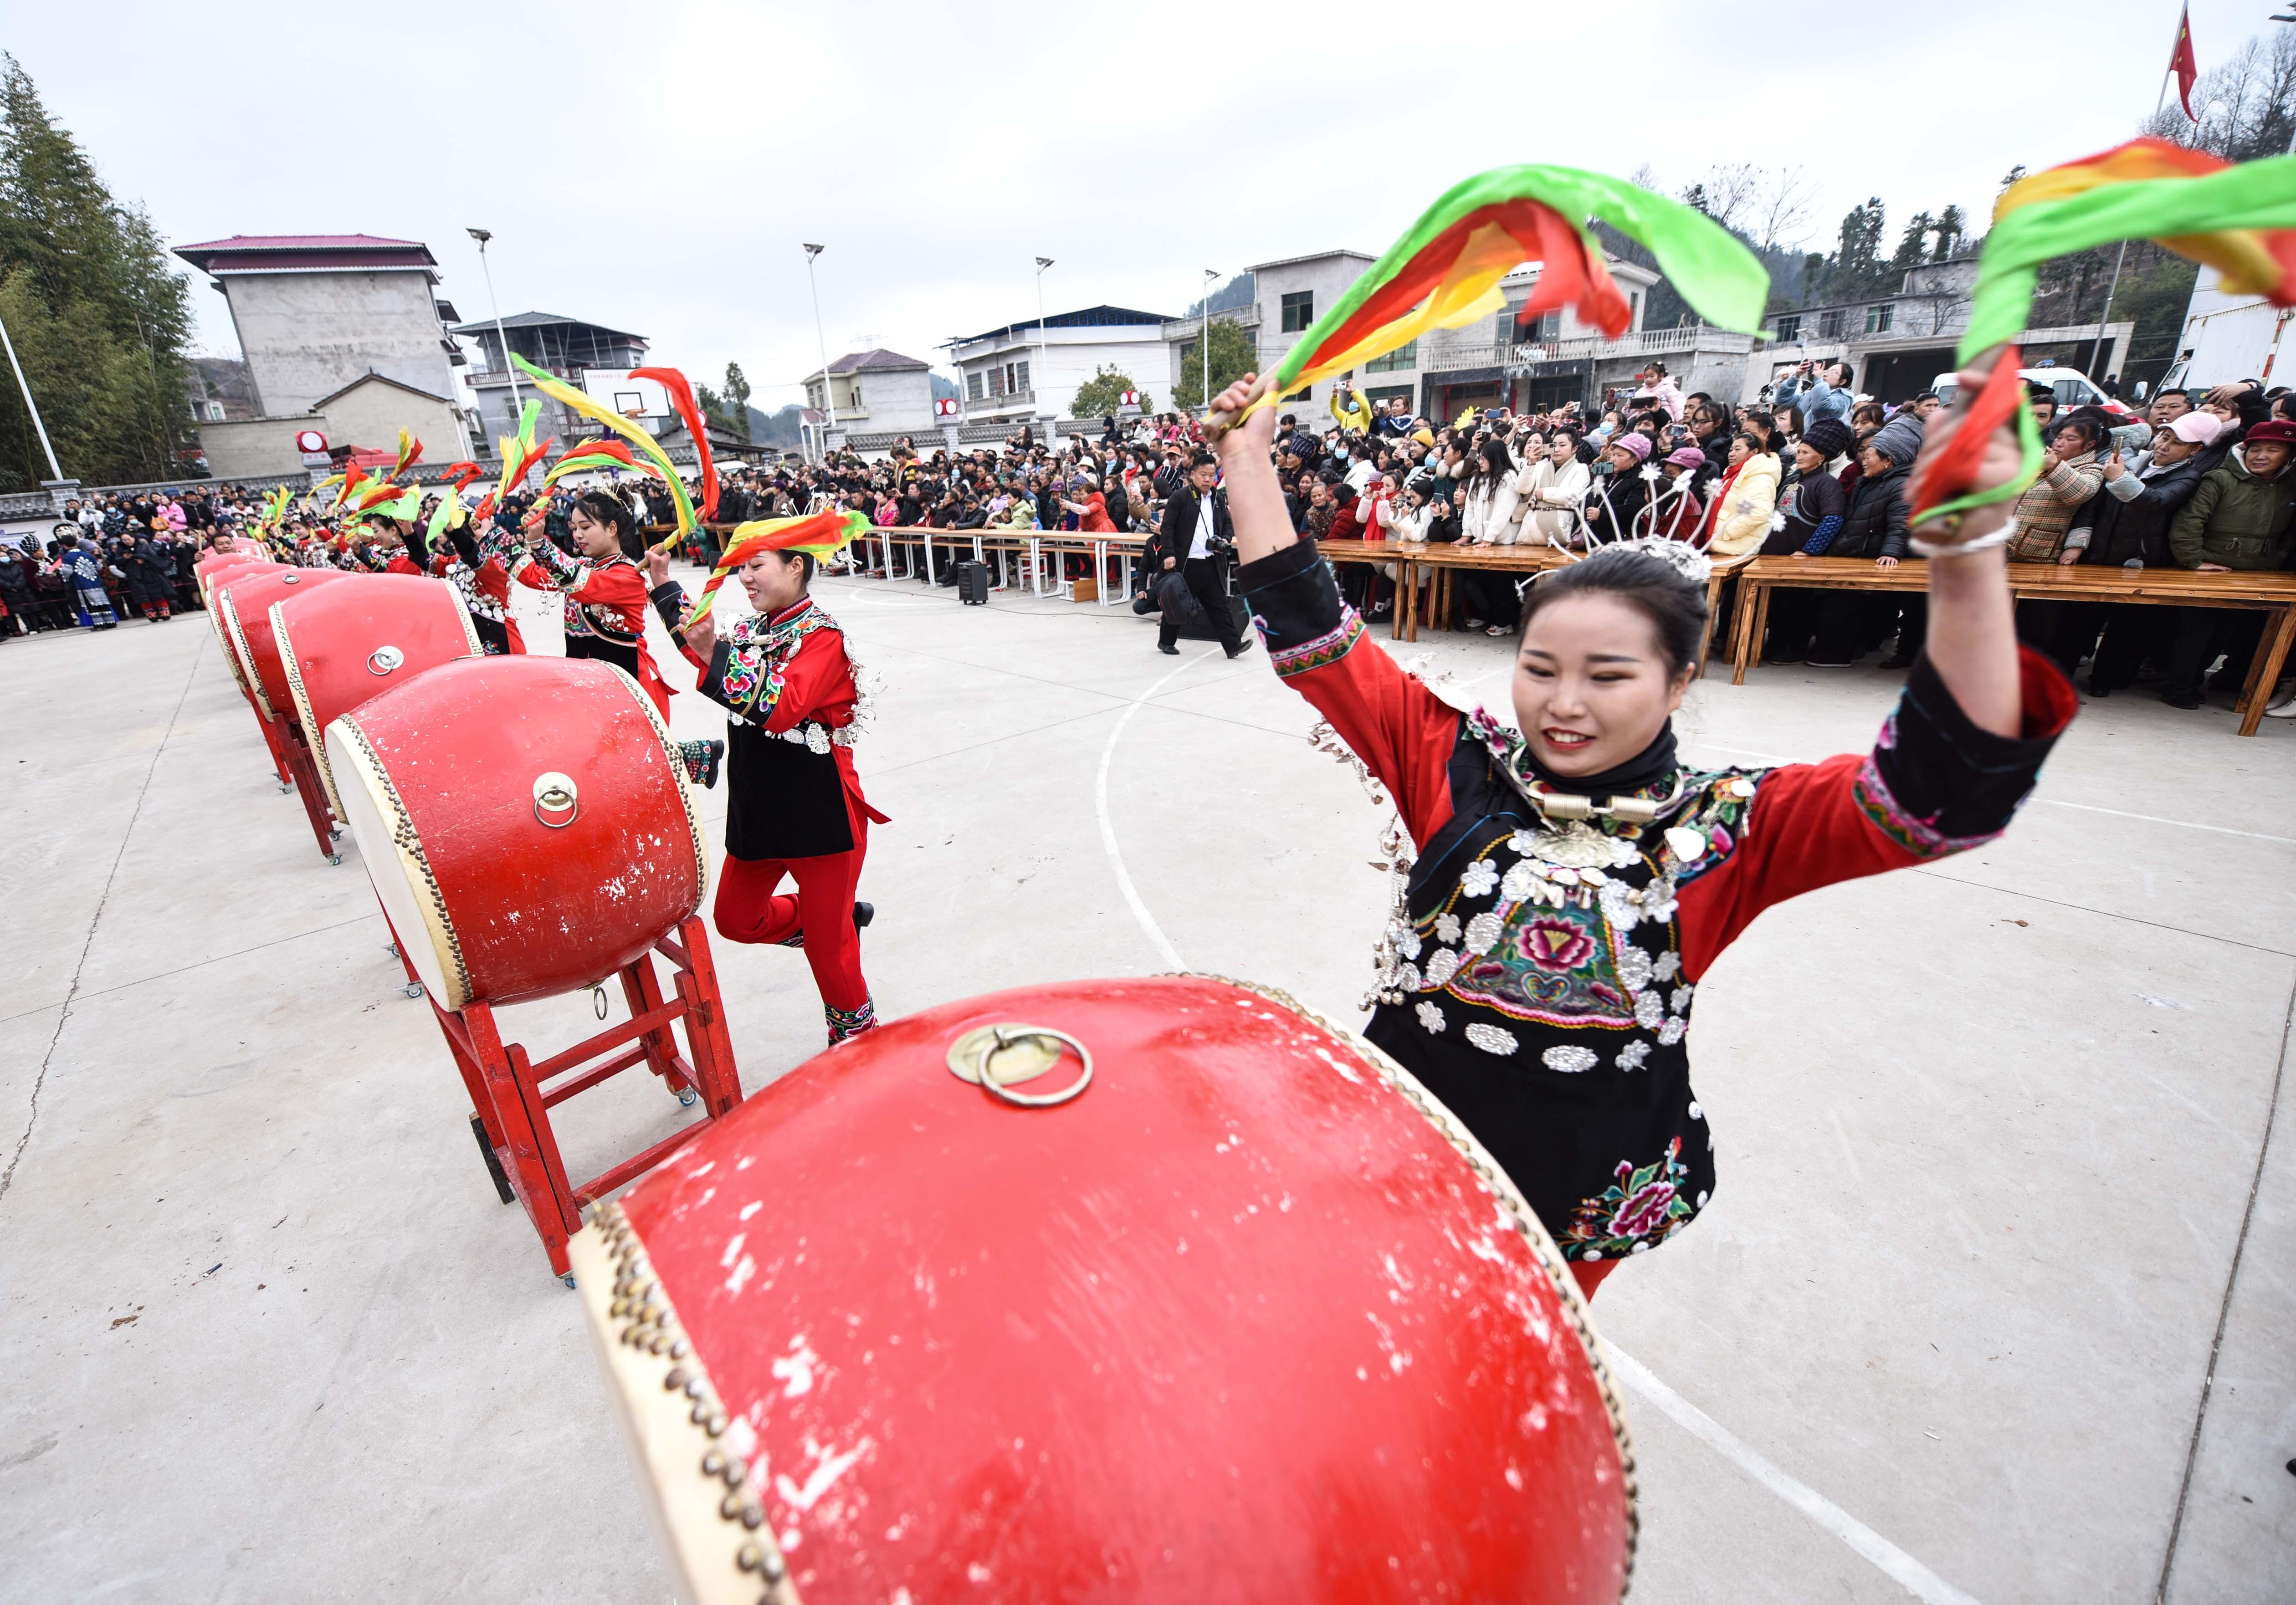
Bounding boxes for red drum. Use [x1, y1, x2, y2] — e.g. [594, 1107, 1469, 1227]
[204, 562, 283, 698]
[272, 573, 481, 822]
[218, 567, 357, 722]
[326, 654, 705, 1012]
[571, 976, 1636, 1605]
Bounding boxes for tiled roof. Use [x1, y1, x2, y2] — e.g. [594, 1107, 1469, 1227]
[175, 235, 439, 275]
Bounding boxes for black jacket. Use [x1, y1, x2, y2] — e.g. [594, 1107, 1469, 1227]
[2074, 457, 2207, 568]
[1159, 484, 1235, 559]
[1835, 464, 1911, 559]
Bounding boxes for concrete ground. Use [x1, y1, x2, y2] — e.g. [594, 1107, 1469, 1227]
[1, 559, 2290, 1605]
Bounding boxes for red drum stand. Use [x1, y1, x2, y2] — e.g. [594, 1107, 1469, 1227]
[279, 724, 342, 864]
[409, 915, 743, 1284]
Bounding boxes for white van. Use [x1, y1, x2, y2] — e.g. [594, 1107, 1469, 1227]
[1930, 365, 2119, 414]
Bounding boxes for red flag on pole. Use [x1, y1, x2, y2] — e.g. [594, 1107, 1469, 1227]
[2169, 3, 2199, 122]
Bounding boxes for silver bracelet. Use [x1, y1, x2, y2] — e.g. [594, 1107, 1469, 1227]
[1907, 520, 2016, 559]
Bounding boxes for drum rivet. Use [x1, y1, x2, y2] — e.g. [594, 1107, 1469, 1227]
[720, 1493, 744, 1519]
[736, 1544, 764, 1573]
[723, 1458, 748, 1487]
[690, 1403, 708, 1425]
[760, 1552, 786, 1581]
[706, 1414, 728, 1438]
[685, 1378, 705, 1400]
[630, 1257, 650, 1278]
[702, 1451, 725, 1476]
[669, 1340, 690, 1359]
[648, 1334, 667, 1356]
[665, 1368, 689, 1393]
[739, 1503, 764, 1530]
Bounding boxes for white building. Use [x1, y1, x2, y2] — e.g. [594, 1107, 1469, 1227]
[951, 306, 1172, 425]
[1187, 249, 1706, 425]
[803, 349, 939, 445]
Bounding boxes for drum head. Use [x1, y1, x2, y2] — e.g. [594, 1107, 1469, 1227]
[328, 712, 461, 1007]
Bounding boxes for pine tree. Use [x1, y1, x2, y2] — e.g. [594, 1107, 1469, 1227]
[723, 362, 753, 444]
[0, 53, 194, 490]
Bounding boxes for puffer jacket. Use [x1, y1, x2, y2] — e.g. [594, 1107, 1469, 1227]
[2072, 456, 2207, 568]
[2168, 448, 2296, 570]
[1833, 463, 1911, 559]
[1517, 455, 1591, 546]
[1707, 451, 1781, 557]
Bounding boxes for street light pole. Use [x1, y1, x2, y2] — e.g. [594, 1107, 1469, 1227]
[803, 244, 838, 461]
[0, 304, 63, 482]
[1034, 257, 1054, 424]
[1202, 269, 1219, 412]
[466, 228, 523, 432]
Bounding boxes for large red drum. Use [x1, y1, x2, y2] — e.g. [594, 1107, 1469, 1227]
[272, 573, 481, 821]
[218, 567, 357, 722]
[204, 561, 284, 699]
[325, 654, 705, 1012]
[570, 976, 1636, 1605]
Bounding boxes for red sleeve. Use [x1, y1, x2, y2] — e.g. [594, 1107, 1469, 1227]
[385, 554, 422, 576]
[1676, 647, 2075, 980]
[475, 556, 512, 608]
[1235, 538, 1456, 846]
[571, 562, 648, 614]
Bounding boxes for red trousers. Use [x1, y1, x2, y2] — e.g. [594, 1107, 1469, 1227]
[712, 821, 874, 1043]
[1570, 1260, 1618, 1302]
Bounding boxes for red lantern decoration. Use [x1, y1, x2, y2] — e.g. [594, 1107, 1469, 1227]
[573, 976, 1636, 1605]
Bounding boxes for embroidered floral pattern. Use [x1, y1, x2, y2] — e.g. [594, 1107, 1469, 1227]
[1615, 1041, 1651, 1072]
[825, 996, 877, 1045]
[1561, 1138, 1696, 1258]
[1460, 858, 1499, 898]
[1266, 605, 1367, 679]
[1519, 916, 1596, 972]
[1852, 751, 2004, 859]
[1542, 1044, 1598, 1073]
[1415, 1000, 1446, 1034]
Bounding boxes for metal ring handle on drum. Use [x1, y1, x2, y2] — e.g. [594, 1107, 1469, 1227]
[978, 1026, 1092, 1108]
[533, 772, 579, 828]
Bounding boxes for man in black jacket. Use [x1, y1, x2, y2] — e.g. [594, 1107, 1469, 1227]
[1155, 450, 1250, 658]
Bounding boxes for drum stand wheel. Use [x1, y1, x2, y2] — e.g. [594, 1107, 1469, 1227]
[403, 981, 424, 1000]
[421, 915, 745, 1281]
[559, 1272, 577, 1290]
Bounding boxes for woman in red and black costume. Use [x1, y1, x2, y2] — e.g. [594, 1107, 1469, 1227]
[498, 488, 723, 788]
[428, 497, 524, 657]
[1211, 352, 2075, 1302]
[645, 518, 888, 1046]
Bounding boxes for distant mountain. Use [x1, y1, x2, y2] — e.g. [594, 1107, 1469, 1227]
[1186, 272, 1257, 318]
[930, 373, 959, 402]
[750, 404, 805, 448]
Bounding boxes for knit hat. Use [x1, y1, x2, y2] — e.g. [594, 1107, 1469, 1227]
[1802, 418, 1856, 461]
[1663, 446, 1707, 471]
[2169, 412, 2226, 446]
[2242, 418, 2296, 446]
[1611, 432, 1653, 464]
[1870, 412, 1926, 466]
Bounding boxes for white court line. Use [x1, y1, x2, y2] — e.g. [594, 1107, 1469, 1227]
[1606, 1349, 1985, 1605]
[1093, 648, 1215, 971]
[1092, 664, 1984, 1601]
[1682, 740, 2296, 846]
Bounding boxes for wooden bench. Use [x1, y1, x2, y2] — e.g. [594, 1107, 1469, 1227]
[1724, 555, 2296, 736]
[1314, 538, 1751, 674]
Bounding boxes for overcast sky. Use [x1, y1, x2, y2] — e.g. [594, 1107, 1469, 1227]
[7, 0, 2268, 408]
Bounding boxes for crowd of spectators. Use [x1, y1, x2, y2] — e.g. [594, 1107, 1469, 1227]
[10, 372, 2292, 718]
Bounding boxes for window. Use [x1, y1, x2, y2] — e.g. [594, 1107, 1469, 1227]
[1281, 291, 1314, 333]
[988, 367, 1005, 398]
[1818, 309, 1845, 339]
[1865, 303, 1894, 334]
[1365, 340, 1418, 373]
[1532, 311, 1561, 342]
[851, 384, 863, 407]
[1773, 314, 1801, 343]
[1015, 360, 1030, 393]
[967, 371, 984, 402]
